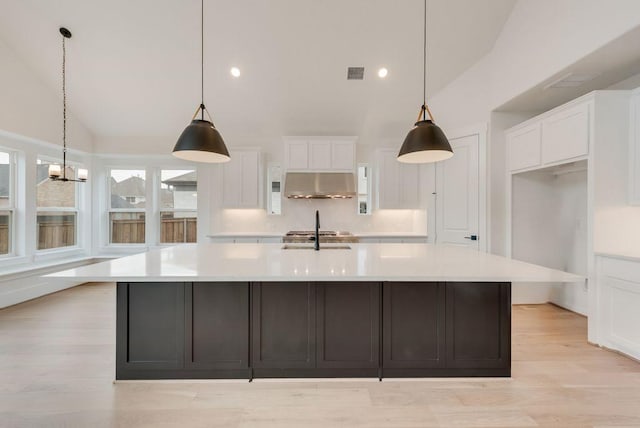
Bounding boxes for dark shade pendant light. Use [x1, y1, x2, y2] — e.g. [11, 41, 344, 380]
[397, 0, 453, 164]
[172, 0, 230, 163]
[49, 27, 88, 182]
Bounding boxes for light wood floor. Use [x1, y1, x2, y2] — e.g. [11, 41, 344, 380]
[1, 283, 640, 427]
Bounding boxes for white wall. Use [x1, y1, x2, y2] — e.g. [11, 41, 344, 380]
[427, 0, 640, 256]
[592, 92, 640, 255]
[0, 39, 93, 152]
[211, 203, 425, 235]
[607, 71, 640, 91]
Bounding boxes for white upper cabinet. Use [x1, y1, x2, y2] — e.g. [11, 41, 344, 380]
[541, 102, 589, 165]
[376, 149, 419, 209]
[222, 150, 261, 208]
[285, 140, 308, 170]
[630, 91, 640, 205]
[506, 98, 590, 172]
[284, 137, 356, 171]
[331, 141, 357, 171]
[507, 123, 541, 171]
[308, 141, 332, 169]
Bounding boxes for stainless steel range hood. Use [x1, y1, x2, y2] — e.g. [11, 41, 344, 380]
[284, 172, 356, 199]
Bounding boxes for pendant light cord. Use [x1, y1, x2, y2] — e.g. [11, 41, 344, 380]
[62, 32, 67, 178]
[201, 0, 205, 120]
[422, 0, 427, 121]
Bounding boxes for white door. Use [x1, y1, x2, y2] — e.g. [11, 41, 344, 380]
[435, 133, 480, 250]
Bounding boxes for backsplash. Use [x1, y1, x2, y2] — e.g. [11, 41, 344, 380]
[211, 198, 427, 234]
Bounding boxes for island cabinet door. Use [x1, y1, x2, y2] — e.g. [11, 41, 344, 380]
[316, 282, 380, 369]
[251, 282, 316, 370]
[184, 282, 249, 370]
[445, 282, 511, 370]
[116, 282, 185, 375]
[382, 282, 446, 369]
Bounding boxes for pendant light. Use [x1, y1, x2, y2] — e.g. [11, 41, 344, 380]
[172, 0, 230, 163]
[397, 0, 453, 164]
[48, 27, 88, 182]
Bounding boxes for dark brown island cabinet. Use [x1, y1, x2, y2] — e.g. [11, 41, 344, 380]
[116, 281, 511, 380]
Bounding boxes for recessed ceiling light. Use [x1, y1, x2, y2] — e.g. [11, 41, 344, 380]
[230, 67, 241, 78]
[378, 68, 388, 78]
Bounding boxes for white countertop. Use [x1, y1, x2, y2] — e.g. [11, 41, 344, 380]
[595, 251, 640, 263]
[48, 243, 584, 283]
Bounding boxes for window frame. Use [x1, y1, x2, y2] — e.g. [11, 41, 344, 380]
[107, 167, 148, 246]
[35, 156, 82, 253]
[0, 149, 15, 257]
[158, 168, 198, 244]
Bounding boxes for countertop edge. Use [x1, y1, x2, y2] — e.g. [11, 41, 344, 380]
[595, 252, 640, 263]
[50, 275, 583, 283]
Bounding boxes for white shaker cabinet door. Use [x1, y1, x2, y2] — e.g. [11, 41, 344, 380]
[222, 155, 242, 207]
[598, 256, 640, 360]
[507, 123, 541, 172]
[240, 151, 260, 207]
[308, 141, 332, 170]
[222, 150, 261, 208]
[376, 149, 419, 209]
[285, 140, 309, 170]
[331, 141, 356, 171]
[376, 150, 400, 209]
[541, 103, 589, 165]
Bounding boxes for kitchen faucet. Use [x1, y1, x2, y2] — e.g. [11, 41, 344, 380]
[314, 210, 320, 251]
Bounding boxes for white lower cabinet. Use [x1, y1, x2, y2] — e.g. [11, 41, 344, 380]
[596, 255, 640, 360]
[630, 90, 640, 205]
[209, 236, 282, 244]
[234, 237, 261, 243]
[358, 236, 427, 243]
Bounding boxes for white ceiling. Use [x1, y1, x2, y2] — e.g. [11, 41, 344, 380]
[496, 25, 640, 113]
[0, 0, 515, 145]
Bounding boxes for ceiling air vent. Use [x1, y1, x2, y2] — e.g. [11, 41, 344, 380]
[347, 67, 365, 80]
[544, 72, 600, 89]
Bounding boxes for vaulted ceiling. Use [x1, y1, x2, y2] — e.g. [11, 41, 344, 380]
[0, 0, 515, 145]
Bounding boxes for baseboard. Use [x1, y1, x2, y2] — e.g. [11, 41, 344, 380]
[547, 301, 588, 318]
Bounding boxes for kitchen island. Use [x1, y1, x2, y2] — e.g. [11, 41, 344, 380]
[51, 243, 582, 380]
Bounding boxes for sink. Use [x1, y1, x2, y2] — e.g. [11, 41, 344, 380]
[282, 244, 351, 250]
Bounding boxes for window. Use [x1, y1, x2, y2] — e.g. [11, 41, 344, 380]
[36, 158, 78, 250]
[160, 169, 197, 243]
[0, 151, 13, 255]
[109, 169, 146, 244]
